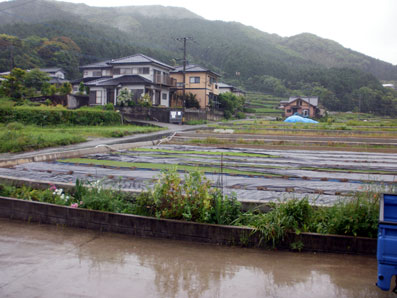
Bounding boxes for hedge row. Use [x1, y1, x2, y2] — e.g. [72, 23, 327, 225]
[0, 106, 121, 126]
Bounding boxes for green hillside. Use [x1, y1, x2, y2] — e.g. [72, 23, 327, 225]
[0, 0, 396, 115]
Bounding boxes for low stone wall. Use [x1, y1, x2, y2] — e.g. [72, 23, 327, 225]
[119, 106, 223, 123]
[0, 196, 377, 254]
[29, 95, 68, 106]
[67, 94, 89, 109]
[184, 109, 223, 122]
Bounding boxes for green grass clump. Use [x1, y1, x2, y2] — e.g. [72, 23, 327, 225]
[0, 124, 85, 153]
[58, 158, 281, 177]
[236, 187, 382, 248]
[0, 122, 163, 153]
[130, 148, 276, 158]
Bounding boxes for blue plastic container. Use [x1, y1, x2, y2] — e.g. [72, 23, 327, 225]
[377, 194, 397, 291]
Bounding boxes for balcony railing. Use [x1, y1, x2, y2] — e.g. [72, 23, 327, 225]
[153, 74, 176, 86]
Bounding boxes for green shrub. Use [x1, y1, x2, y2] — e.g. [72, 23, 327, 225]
[224, 110, 232, 119]
[103, 103, 114, 111]
[6, 122, 23, 130]
[0, 106, 121, 126]
[236, 111, 246, 119]
[134, 168, 241, 224]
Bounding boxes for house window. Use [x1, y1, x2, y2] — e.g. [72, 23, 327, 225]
[96, 90, 103, 104]
[190, 76, 200, 84]
[120, 68, 132, 75]
[113, 69, 120, 75]
[287, 109, 291, 113]
[138, 67, 150, 74]
[176, 82, 184, 87]
[93, 70, 101, 77]
[162, 93, 167, 100]
[83, 71, 88, 77]
[303, 109, 309, 116]
[209, 77, 216, 84]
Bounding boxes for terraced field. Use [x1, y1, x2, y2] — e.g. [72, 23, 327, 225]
[1, 144, 395, 206]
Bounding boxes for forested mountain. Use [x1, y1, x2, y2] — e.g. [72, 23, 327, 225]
[0, 0, 396, 115]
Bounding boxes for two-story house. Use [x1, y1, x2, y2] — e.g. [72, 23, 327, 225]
[170, 64, 220, 109]
[279, 97, 320, 118]
[73, 54, 175, 106]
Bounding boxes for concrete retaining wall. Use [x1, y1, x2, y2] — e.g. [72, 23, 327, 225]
[120, 106, 223, 123]
[0, 196, 377, 254]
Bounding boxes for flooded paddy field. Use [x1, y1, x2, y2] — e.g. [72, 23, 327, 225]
[1, 144, 396, 205]
[1, 218, 391, 298]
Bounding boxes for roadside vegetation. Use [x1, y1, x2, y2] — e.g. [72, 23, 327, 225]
[0, 97, 163, 153]
[0, 169, 388, 249]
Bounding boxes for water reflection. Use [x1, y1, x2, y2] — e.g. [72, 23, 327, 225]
[74, 232, 385, 298]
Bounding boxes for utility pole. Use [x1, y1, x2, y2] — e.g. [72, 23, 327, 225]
[176, 37, 193, 109]
[10, 45, 14, 69]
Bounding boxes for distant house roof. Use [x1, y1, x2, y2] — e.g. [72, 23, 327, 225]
[39, 67, 64, 74]
[108, 53, 174, 70]
[382, 83, 395, 89]
[70, 76, 108, 84]
[49, 77, 69, 84]
[286, 97, 318, 107]
[85, 75, 153, 87]
[218, 82, 233, 89]
[171, 64, 220, 77]
[80, 60, 112, 69]
[218, 82, 245, 94]
[81, 53, 174, 70]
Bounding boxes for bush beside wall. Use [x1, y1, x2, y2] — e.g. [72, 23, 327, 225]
[0, 106, 121, 126]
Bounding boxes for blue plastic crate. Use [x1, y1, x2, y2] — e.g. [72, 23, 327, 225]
[381, 194, 397, 223]
[377, 194, 397, 292]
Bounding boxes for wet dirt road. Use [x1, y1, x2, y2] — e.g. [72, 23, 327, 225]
[0, 219, 394, 298]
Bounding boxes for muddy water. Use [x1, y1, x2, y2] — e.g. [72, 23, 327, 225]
[0, 219, 393, 298]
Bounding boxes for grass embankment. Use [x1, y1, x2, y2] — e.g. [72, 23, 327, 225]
[0, 97, 163, 153]
[0, 123, 163, 153]
[244, 93, 284, 116]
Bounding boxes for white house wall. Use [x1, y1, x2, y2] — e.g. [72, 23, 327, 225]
[161, 92, 169, 107]
[90, 87, 107, 105]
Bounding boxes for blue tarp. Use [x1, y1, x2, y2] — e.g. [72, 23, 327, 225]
[284, 115, 318, 123]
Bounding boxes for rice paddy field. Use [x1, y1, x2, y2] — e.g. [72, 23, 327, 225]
[1, 143, 396, 206]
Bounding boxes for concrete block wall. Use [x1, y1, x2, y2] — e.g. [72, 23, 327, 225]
[0, 196, 377, 254]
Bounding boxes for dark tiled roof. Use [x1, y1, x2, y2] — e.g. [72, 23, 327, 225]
[80, 60, 112, 69]
[171, 64, 220, 77]
[85, 75, 152, 87]
[70, 76, 108, 84]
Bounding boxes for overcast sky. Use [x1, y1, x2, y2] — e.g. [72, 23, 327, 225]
[6, 0, 397, 65]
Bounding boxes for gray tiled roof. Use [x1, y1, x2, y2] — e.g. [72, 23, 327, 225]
[39, 67, 64, 73]
[85, 75, 152, 87]
[80, 60, 112, 69]
[70, 76, 109, 84]
[288, 97, 318, 106]
[218, 82, 233, 88]
[171, 64, 220, 77]
[81, 53, 174, 70]
[108, 53, 174, 70]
